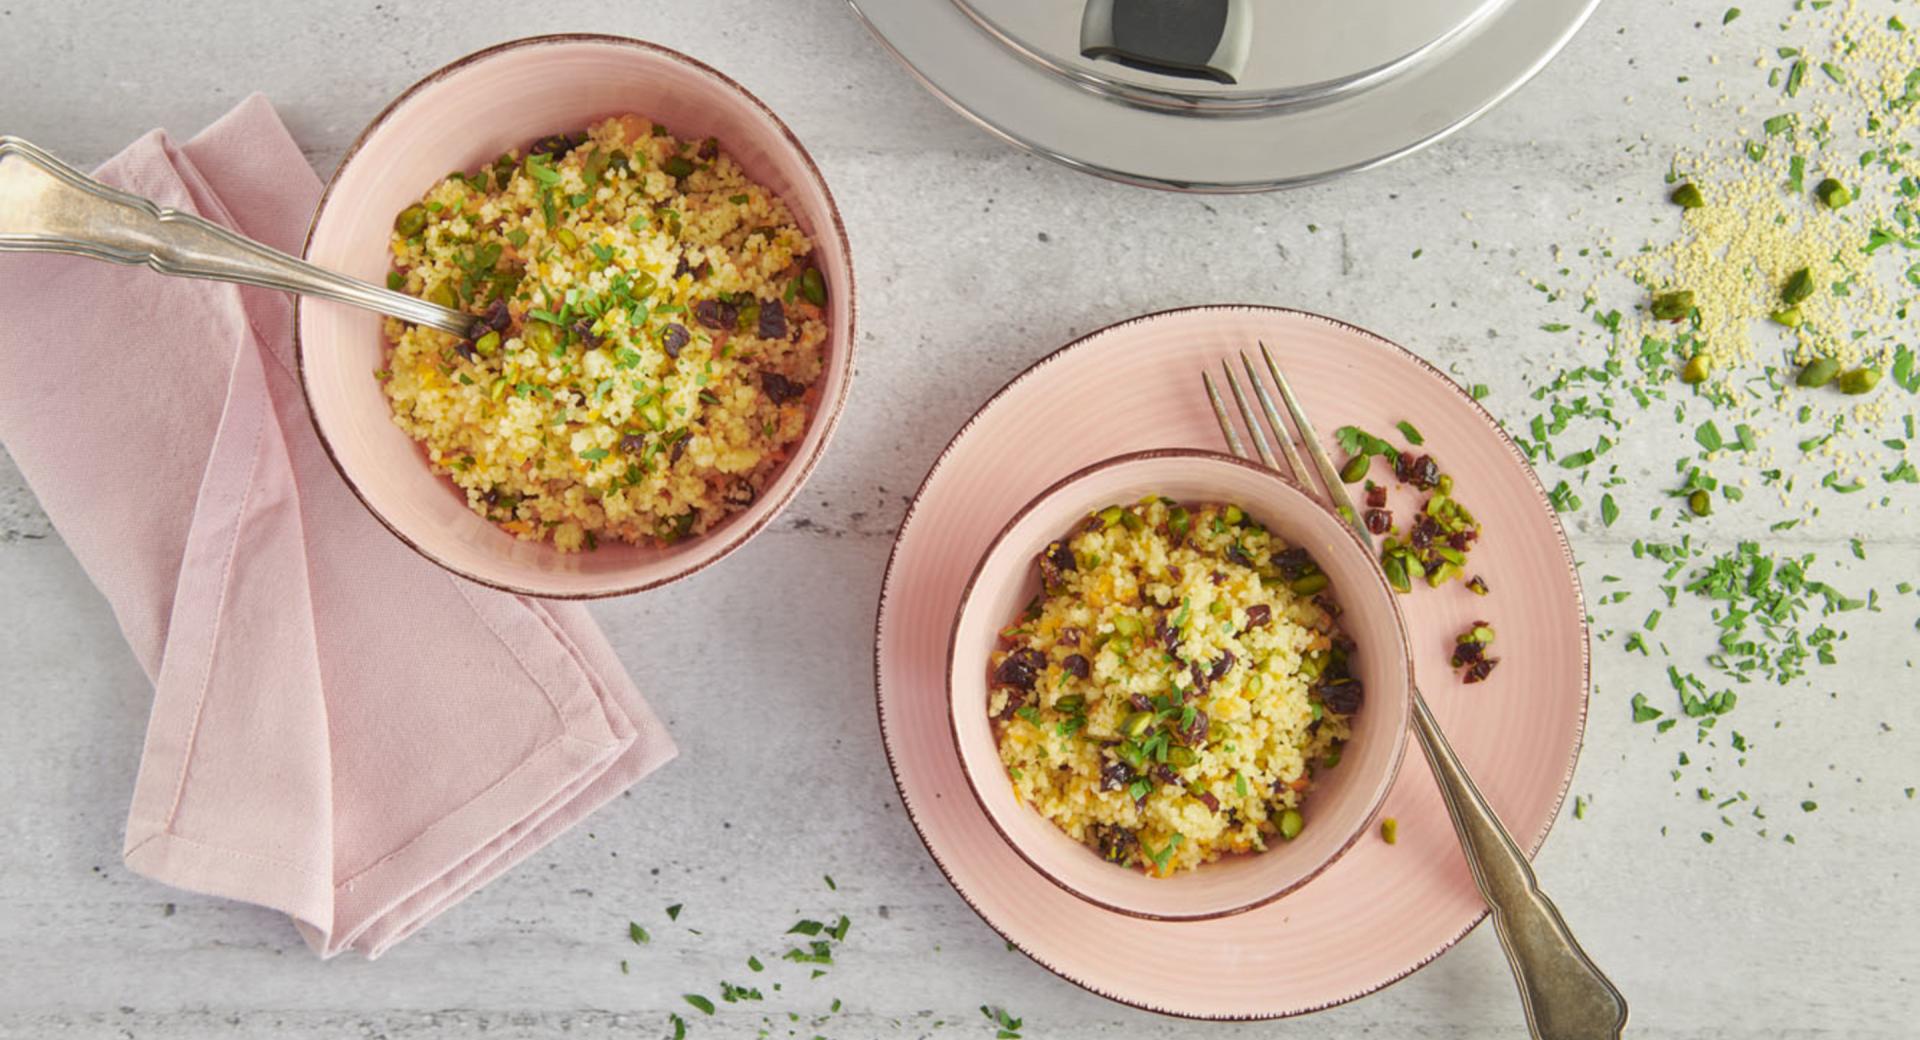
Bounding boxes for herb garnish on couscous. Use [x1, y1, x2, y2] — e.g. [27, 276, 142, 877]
[381, 115, 828, 551]
[987, 497, 1360, 876]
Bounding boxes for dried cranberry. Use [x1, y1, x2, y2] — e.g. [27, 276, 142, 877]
[1061, 653, 1090, 679]
[1038, 539, 1076, 591]
[1207, 652, 1235, 682]
[1057, 627, 1082, 648]
[992, 690, 1025, 721]
[572, 319, 601, 347]
[1178, 708, 1209, 745]
[693, 298, 738, 331]
[723, 479, 756, 508]
[1364, 484, 1388, 508]
[1224, 544, 1254, 568]
[661, 322, 690, 358]
[1091, 823, 1138, 864]
[1244, 604, 1272, 629]
[1129, 693, 1153, 713]
[1318, 678, 1364, 714]
[1392, 453, 1437, 486]
[454, 339, 478, 362]
[1448, 531, 1473, 551]
[1157, 617, 1180, 653]
[761, 371, 805, 404]
[670, 436, 688, 464]
[1099, 759, 1134, 792]
[1188, 661, 1210, 694]
[1364, 508, 1393, 534]
[696, 136, 719, 160]
[1195, 790, 1220, 813]
[1409, 454, 1442, 489]
[1165, 565, 1183, 583]
[619, 433, 648, 454]
[1452, 640, 1485, 667]
[1393, 452, 1415, 484]
[992, 647, 1046, 690]
[528, 131, 585, 157]
[1210, 571, 1227, 585]
[1155, 765, 1181, 785]
[1463, 658, 1498, 684]
[1271, 547, 1315, 580]
[482, 298, 512, 331]
[756, 298, 787, 340]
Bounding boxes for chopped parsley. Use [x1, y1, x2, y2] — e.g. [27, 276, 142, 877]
[981, 1006, 1024, 1039]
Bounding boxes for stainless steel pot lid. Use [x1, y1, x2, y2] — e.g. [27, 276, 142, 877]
[849, 0, 1599, 191]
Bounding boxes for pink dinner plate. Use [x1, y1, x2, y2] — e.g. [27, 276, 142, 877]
[874, 305, 1589, 1019]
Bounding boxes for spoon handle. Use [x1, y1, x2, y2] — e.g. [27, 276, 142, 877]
[0, 135, 473, 337]
[1412, 688, 1629, 1040]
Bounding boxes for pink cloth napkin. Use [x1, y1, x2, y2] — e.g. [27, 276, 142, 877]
[0, 95, 676, 957]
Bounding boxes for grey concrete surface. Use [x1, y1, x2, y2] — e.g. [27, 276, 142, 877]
[2, 1, 1915, 1037]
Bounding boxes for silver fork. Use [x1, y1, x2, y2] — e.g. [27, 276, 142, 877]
[1206, 342, 1627, 1040]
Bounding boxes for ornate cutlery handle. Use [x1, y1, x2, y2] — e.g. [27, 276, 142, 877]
[1413, 688, 1628, 1040]
[0, 135, 473, 337]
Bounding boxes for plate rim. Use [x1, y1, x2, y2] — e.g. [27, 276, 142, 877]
[845, 0, 1603, 193]
[872, 303, 1592, 1020]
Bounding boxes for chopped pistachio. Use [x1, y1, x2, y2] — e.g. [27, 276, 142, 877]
[1838, 367, 1882, 395]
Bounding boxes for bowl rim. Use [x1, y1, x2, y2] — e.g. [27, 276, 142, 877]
[944, 446, 1414, 922]
[293, 32, 857, 600]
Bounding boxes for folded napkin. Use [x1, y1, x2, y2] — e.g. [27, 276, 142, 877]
[0, 95, 676, 957]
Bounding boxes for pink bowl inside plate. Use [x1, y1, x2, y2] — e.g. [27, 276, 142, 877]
[948, 450, 1413, 921]
[298, 35, 855, 598]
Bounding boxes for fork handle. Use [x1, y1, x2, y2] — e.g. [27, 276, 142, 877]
[0, 135, 473, 337]
[1412, 688, 1628, 1039]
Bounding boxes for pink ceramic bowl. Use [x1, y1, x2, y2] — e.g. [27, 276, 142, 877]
[948, 450, 1413, 921]
[298, 35, 854, 598]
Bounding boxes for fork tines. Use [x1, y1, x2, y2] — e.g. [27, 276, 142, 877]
[1206, 341, 1375, 550]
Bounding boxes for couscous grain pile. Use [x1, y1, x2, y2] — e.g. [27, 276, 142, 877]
[987, 498, 1360, 876]
[380, 115, 828, 551]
